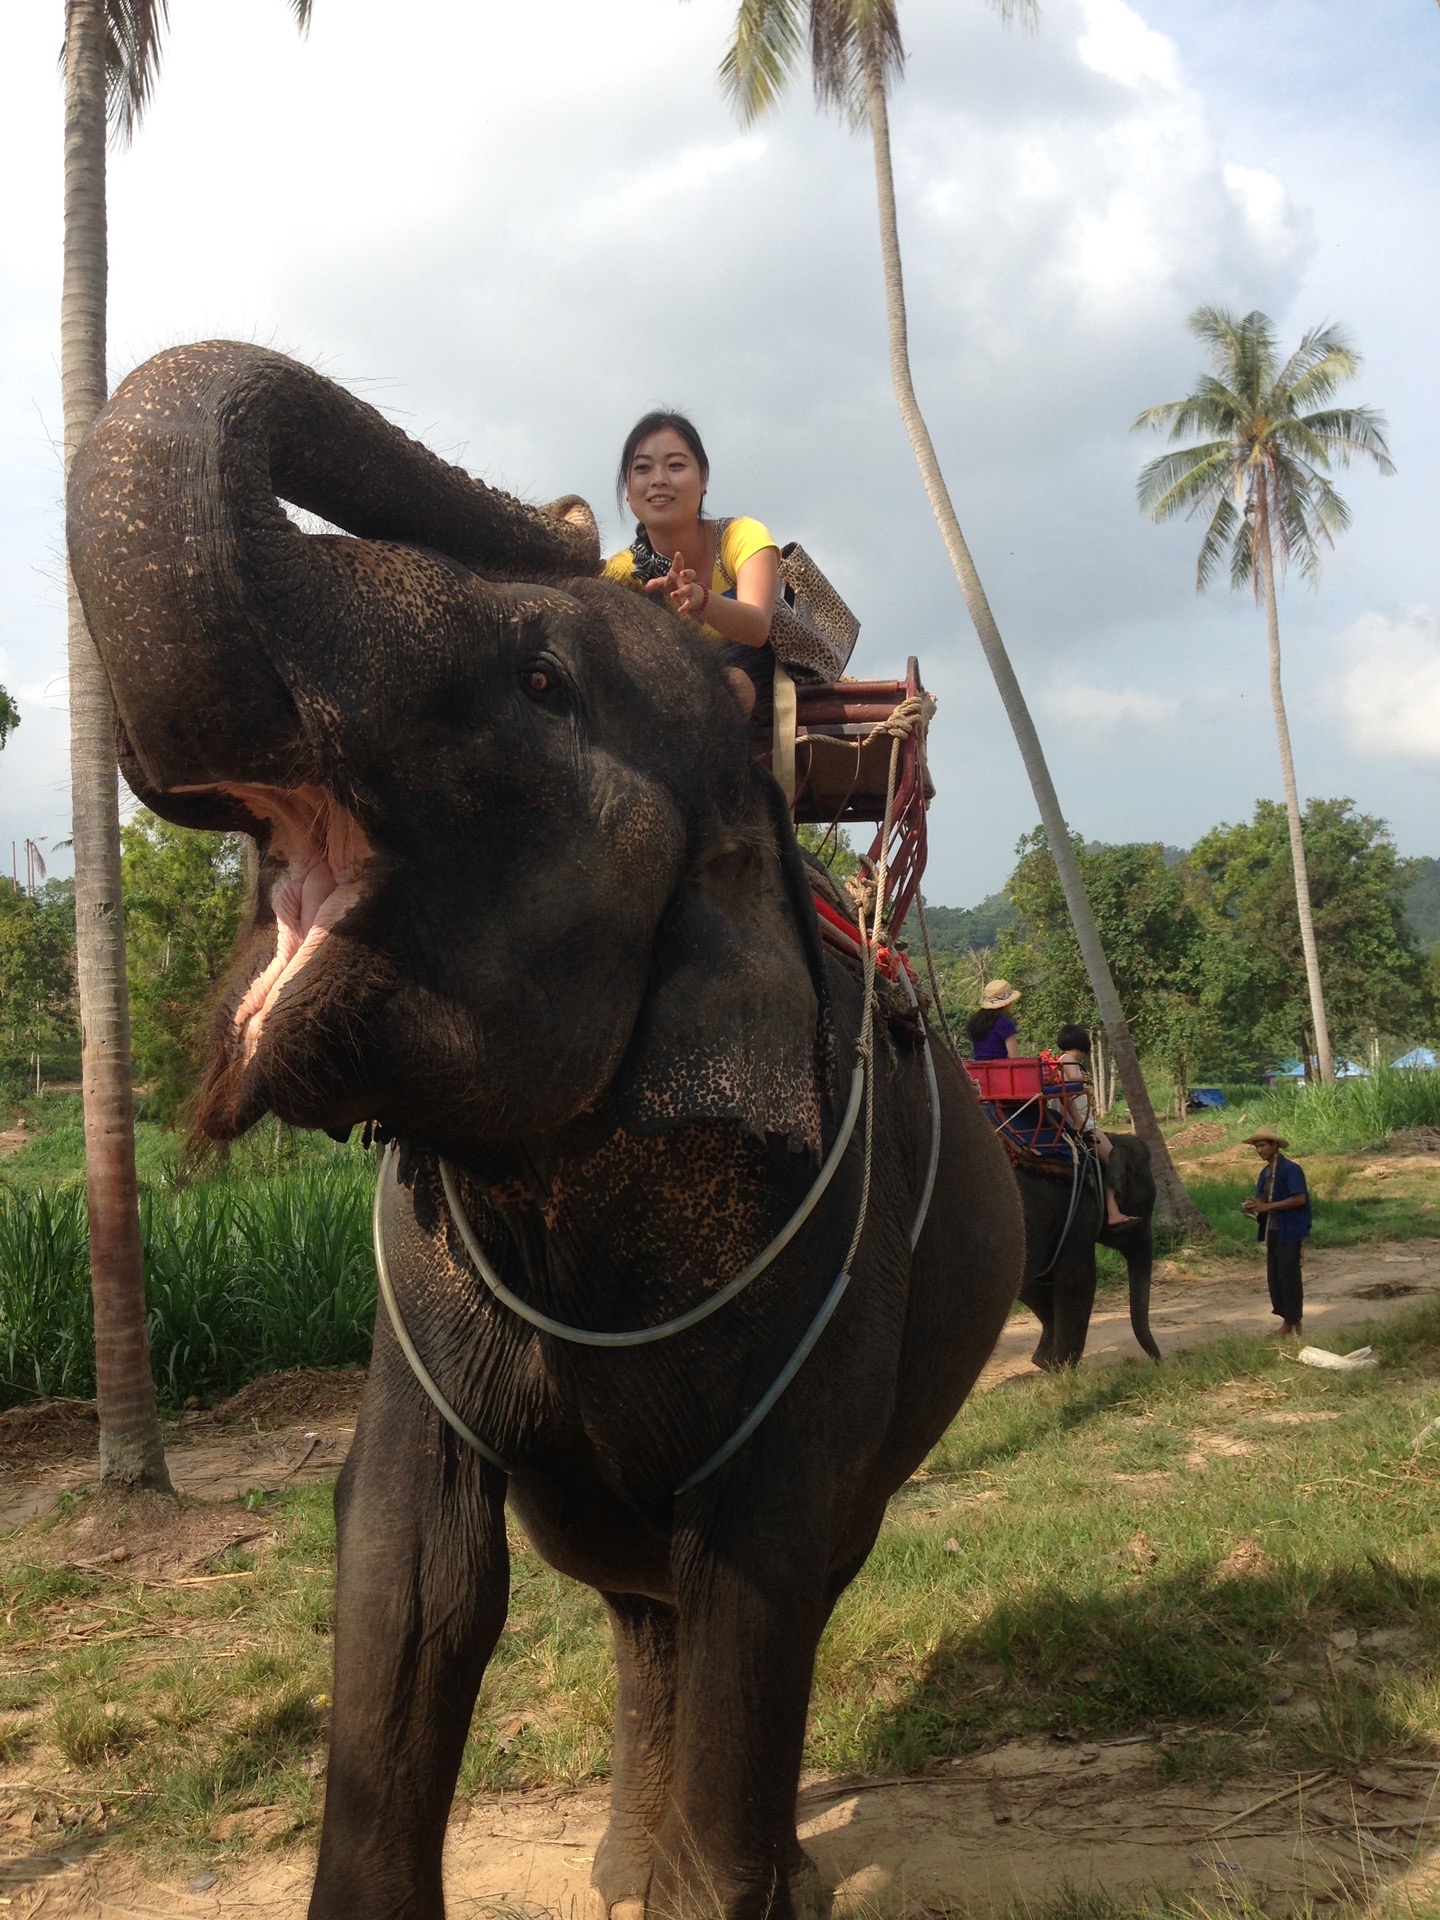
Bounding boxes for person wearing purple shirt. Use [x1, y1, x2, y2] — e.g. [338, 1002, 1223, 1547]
[966, 980, 1022, 1060]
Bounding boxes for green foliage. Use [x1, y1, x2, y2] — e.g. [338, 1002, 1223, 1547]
[917, 890, 1016, 955]
[1191, 798, 1431, 1066]
[988, 804, 1433, 1087]
[1135, 307, 1393, 593]
[0, 880, 77, 1091]
[0, 683, 19, 749]
[996, 833, 1207, 1075]
[795, 821, 861, 880]
[1404, 854, 1440, 950]
[1239, 1065, 1440, 1156]
[120, 809, 246, 1118]
[0, 1161, 376, 1408]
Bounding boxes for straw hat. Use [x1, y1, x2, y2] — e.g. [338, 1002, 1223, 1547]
[980, 979, 1021, 1010]
[1242, 1127, 1289, 1149]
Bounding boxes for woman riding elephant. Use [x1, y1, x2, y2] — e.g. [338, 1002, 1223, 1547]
[605, 409, 779, 718]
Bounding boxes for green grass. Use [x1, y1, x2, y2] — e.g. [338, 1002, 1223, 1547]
[1210, 1069, 1440, 1157]
[0, 1161, 376, 1408]
[1182, 1176, 1439, 1256]
[4, 1300, 1439, 1867]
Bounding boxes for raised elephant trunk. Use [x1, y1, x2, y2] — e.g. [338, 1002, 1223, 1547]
[67, 339, 599, 807]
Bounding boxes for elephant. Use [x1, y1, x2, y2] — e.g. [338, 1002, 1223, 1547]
[67, 341, 1026, 1920]
[1015, 1134, 1160, 1370]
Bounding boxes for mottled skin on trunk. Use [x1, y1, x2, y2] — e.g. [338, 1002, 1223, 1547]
[1017, 1135, 1159, 1370]
[61, 0, 170, 1491]
[68, 341, 1026, 1920]
[1256, 489, 1335, 1084]
[856, 30, 1207, 1240]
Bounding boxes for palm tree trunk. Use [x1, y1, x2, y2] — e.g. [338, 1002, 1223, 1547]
[859, 41, 1207, 1237]
[1256, 491, 1334, 1084]
[63, 0, 171, 1491]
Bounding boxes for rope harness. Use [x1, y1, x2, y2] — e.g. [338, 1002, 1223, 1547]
[373, 710, 940, 1495]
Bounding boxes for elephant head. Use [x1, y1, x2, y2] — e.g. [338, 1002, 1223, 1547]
[68, 343, 829, 1158]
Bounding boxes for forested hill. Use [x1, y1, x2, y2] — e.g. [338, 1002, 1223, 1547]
[920, 892, 1016, 955]
[1405, 857, 1440, 949]
[925, 846, 1440, 956]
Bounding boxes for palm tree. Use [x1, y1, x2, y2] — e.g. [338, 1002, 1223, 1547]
[1135, 308, 1393, 1084]
[715, 0, 1208, 1234]
[62, 0, 311, 1490]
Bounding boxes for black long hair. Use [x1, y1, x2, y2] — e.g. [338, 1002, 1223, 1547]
[615, 410, 710, 511]
[966, 1007, 1002, 1045]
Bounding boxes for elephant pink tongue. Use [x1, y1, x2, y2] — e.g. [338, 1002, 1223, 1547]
[218, 783, 372, 1061]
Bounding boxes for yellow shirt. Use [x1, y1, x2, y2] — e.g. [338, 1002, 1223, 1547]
[603, 516, 779, 643]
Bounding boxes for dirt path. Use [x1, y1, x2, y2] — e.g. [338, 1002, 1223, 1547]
[12, 1740, 1440, 1917]
[977, 1236, 1440, 1388]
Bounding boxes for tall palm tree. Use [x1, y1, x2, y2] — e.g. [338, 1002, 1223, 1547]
[715, 0, 1207, 1234]
[1135, 308, 1393, 1084]
[62, 0, 311, 1490]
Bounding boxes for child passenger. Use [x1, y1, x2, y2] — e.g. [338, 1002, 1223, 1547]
[604, 411, 779, 718]
[1052, 1024, 1138, 1231]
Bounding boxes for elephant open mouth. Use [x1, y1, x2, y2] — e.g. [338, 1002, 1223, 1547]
[210, 782, 373, 1063]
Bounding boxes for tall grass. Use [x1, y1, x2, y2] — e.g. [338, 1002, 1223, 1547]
[0, 1164, 376, 1408]
[1239, 1066, 1440, 1153]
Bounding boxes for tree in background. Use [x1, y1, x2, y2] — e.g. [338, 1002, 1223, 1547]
[1190, 799, 1431, 1071]
[61, 0, 311, 1492]
[997, 834, 1212, 1117]
[795, 822, 860, 880]
[712, 0, 1205, 1234]
[0, 686, 19, 749]
[1136, 309, 1394, 1085]
[120, 812, 245, 1119]
[0, 881, 77, 1092]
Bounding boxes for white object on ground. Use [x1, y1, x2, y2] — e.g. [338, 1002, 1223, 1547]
[1296, 1345, 1378, 1372]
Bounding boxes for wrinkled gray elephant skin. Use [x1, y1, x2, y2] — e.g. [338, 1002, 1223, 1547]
[1017, 1135, 1160, 1369]
[68, 342, 1025, 1920]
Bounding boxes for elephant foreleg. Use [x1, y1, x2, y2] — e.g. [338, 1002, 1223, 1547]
[1044, 1248, 1099, 1369]
[650, 1525, 829, 1920]
[592, 1593, 679, 1920]
[309, 1345, 510, 1920]
[1020, 1272, 1058, 1369]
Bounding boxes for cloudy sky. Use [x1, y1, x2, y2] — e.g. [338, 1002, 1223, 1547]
[2, 0, 1436, 907]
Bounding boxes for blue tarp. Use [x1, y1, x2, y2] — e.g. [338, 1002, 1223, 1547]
[1394, 1047, 1439, 1070]
[1187, 1088, 1227, 1109]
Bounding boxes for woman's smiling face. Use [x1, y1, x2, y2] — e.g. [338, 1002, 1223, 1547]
[625, 428, 706, 535]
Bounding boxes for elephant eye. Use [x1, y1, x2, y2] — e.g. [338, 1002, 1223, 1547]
[525, 667, 551, 697]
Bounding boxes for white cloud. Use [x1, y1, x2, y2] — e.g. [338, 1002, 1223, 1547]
[1043, 678, 1180, 729]
[1332, 607, 1440, 764]
[1077, 0, 1180, 90]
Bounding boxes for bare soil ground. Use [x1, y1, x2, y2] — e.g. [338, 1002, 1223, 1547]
[11, 1742, 1440, 1917]
[4, 1248, 1440, 1918]
[978, 1237, 1440, 1388]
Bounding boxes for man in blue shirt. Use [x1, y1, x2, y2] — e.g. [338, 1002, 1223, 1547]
[1241, 1127, 1312, 1335]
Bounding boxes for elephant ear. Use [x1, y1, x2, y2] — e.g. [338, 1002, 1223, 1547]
[613, 774, 833, 1157]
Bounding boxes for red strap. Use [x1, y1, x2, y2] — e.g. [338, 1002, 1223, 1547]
[810, 891, 914, 984]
